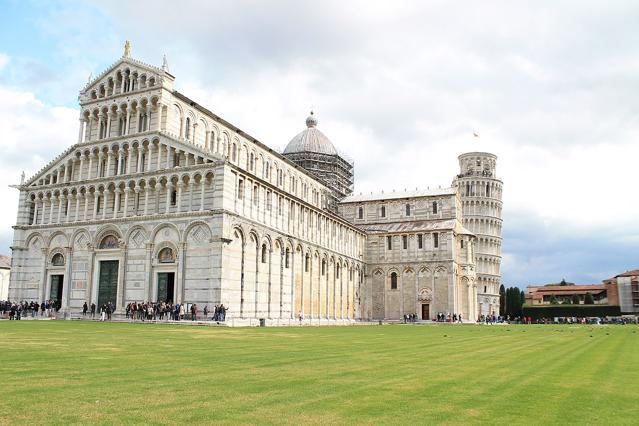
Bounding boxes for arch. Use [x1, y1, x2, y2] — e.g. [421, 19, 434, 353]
[51, 252, 65, 266]
[150, 222, 181, 243]
[47, 231, 69, 249]
[158, 246, 176, 263]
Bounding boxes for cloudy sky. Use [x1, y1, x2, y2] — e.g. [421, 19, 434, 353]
[1, 0, 638, 286]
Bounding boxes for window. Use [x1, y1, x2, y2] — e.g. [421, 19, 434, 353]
[390, 272, 398, 290]
[51, 253, 65, 266]
[237, 179, 244, 199]
[266, 191, 272, 211]
[171, 190, 177, 206]
[285, 248, 290, 268]
[402, 235, 408, 249]
[232, 144, 237, 162]
[461, 239, 464, 249]
[336, 264, 340, 279]
[250, 153, 254, 171]
[432, 201, 438, 214]
[305, 254, 310, 272]
[381, 205, 386, 218]
[321, 259, 326, 276]
[358, 206, 363, 219]
[261, 244, 267, 263]
[185, 117, 191, 139]
[484, 286, 487, 293]
[96, 196, 102, 213]
[99, 234, 119, 249]
[253, 185, 259, 206]
[433, 232, 439, 248]
[476, 160, 481, 167]
[405, 204, 411, 216]
[140, 153, 145, 172]
[486, 184, 490, 197]
[387, 236, 392, 250]
[418, 234, 423, 249]
[157, 247, 175, 263]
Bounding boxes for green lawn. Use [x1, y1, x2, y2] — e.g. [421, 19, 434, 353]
[1, 322, 638, 425]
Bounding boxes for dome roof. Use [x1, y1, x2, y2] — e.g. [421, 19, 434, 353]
[283, 112, 338, 156]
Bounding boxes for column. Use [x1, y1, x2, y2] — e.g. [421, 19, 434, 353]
[32, 200, 39, 225]
[102, 190, 108, 220]
[57, 195, 64, 223]
[165, 146, 171, 169]
[176, 183, 183, 213]
[78, 156, 84, 181]
[87, 117, 93, 142]
[106, 152, 112, 177]
[143, 187, 149, 216]
[84, 192, 89, 221]
[47, 196, 53, 224]
[155, 105, 162, 131]
[106, 112, 113, 138]
[165, 183, 172, 214]
[74, 193, 80, 222]
[128, 147, 135, 172]
[92, 192, 99, 220]
[156, 143, 163, 171]
[136, 147, 143, 172]
[200, 178, 206, 211]
[123, 188, 130, 218]
[136, 110, 141, 133]
[117, 152, 123, 176]
[113, 190, 121, 219]
[125, 109, 131, 136]
[66, 160, 73, 183]
[88, 154, 94, 179]
[78, 118, 84, 143]
[188, 181, 194, 212]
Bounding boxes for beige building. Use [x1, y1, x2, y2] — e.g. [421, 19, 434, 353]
[8, 47, 502, 322]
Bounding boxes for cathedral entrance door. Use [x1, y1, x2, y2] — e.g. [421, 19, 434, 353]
[157, 273, 175, 303]
[49, 275, 64, 305]
[98, 260, 119, 308]
[421, 304, 430, 320]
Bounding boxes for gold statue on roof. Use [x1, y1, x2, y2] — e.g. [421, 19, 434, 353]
[124, 40, 131, 57]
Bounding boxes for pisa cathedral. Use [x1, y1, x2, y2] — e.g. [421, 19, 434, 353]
[8, 48, 502, 323]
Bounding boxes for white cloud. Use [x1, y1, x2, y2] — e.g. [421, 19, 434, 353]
[5, 1, 639, 283]
[0, 53, 9, 71]
[0, 81, 78, 253]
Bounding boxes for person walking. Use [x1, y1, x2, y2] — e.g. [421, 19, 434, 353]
[90, 302, 96, 318]
[100, 304, 106, 322]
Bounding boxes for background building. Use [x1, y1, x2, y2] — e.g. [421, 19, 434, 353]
[453, 153, 503, 316]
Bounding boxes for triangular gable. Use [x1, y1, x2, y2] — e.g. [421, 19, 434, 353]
[80, 56, 173, 98]
[24, 144, 79, 187]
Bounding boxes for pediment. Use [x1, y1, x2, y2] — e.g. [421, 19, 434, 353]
[79, 56, 172, 104]
[24, 144, 78, 187]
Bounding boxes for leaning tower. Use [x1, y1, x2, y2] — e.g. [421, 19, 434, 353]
[453, 152, 503, 318]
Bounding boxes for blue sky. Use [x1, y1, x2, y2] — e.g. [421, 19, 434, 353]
[1, 0, 638, 287]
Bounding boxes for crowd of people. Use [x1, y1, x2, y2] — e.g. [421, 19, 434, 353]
[0, 299, 229, 322]
[1, 300, 61, 320]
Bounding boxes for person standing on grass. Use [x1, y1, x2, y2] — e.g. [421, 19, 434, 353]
[204, 305, 209, 320]
[100, 304, 106, 321]
[90, 302, 96, 318]
[82, 302, 88, 317]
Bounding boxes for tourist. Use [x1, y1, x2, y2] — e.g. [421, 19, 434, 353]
[179, 303, 185, 320]
[90, 302, 96, 318]
[203, 305, 209, 319]
[100, 304, 106, 321]
[82, 302, 88, 317]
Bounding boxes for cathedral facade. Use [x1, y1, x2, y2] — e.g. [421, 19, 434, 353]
[8, 50, 502, 322]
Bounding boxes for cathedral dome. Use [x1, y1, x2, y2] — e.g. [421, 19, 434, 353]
[283, 112, 338, 156]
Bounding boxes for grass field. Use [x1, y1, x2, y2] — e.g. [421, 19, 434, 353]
[1, 322, 638, 425]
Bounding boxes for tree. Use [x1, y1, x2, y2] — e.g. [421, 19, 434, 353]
[571, 294, 581, 305]
[584, 292, 595, 305]
[499, 285, 506, 316]
[549, 295, 559, 304]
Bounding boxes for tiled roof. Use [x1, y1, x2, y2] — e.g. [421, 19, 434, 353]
[341, 187, 456, 203]
[615, 269, 639, 278]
